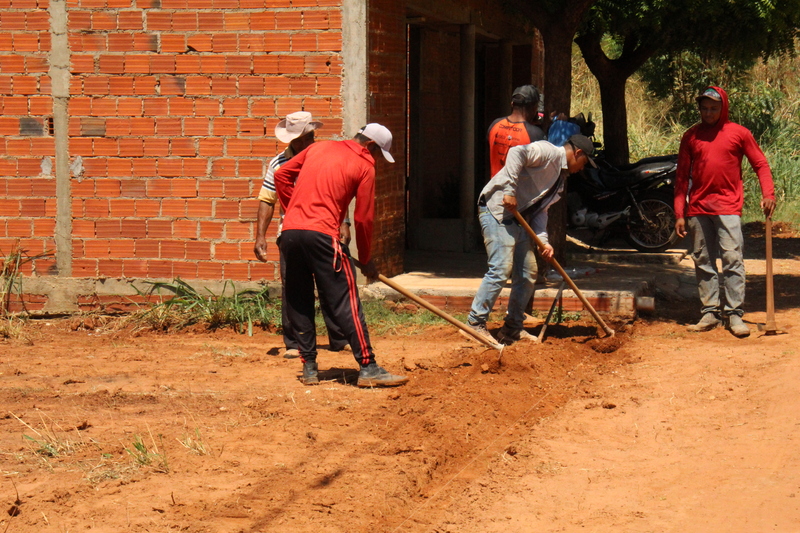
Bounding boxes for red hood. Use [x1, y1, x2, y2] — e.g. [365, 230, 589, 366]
[700, 85, 729, 127]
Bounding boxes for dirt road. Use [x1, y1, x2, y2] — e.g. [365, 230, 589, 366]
[0, 224, 797, 533]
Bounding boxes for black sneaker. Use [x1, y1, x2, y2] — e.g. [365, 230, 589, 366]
[357, 363, 408, 388]
[301, 361, 319, 385]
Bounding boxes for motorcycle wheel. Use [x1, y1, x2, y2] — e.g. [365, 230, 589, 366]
[624, 190, 678, 253]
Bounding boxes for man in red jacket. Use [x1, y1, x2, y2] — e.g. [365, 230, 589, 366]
[274, 124, 408, 387]
[674, 86, 776, 337]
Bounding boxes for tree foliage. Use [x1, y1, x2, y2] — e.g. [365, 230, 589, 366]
[576, 0, 800, 163]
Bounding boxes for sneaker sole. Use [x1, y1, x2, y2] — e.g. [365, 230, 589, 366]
[357, 377, 409, 388]
[302, 377, 319, 385]
[687, 322, 721, 332]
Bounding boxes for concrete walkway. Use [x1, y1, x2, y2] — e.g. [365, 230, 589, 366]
[367, 246, 700, 318]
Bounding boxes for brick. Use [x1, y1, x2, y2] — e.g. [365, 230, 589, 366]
[146, 11, 171, 31]
[318, 32, 342, 52]
[26, 56, 49, 73]
[197, 12, 223, 31]
[275, 11, 301, 30]
[72, 259, 98, 277]
[156, 117, 182, 136]
[129, 117, 155, 135]
[211, 117, 237, 136]
[239, 76, 265, 96]
[263, 77, 290, 94]
[134, 76, 157, 95]
[158, 159, 182, 177]
[239, 119, 265, 136]
[215, 199, 239, 218]
[172, 12, 197, 31]
[279, 55, 304, 74]
[135, 198, 160, 216]
[211, 77, 237, 96]
[118, 10, 143, 30]
[200, 56, 226, 74]
[93, 137, 118, 156]
[146, 219, 172, 238]
[134, 238, 158, 257]
[214, 242, 239, 260]
[123, 259, 148, 277]
[183, 117, 209, 136]
[211, 158, 236, 177]
[224, 13, 249, 31]
[84, 239, 110, 258]
[170, 177, 196, 196]
[143, 138, 169, 156]
[169, 97, 193, 116]
[160, 34, 185, 53]
[95, 219, 122, 237]
[150, 55, 175, 74]
[108, 76, 135, 95]
[109, 198, 136, 217]
[264, 33, 290, 51]
[227, 139, 252, 157]
[170, 138, 195, 157]
[226, 220, 251, 239]
[196, 261, 223, 279]
[224, 179, 250, 198]
[125, 54, 150, 74]
[134, 33, 158, 52]
[119, 178, 146, 197]
[159, 76, 185, 95]
[117, 97, 143, 116]
[223, 262, 249, 280]
[91, 97, 118, 117]
[146, 178, 171, 197]
[14, 33, 41, 52]
[185, 240, 210, 259]
[198, 137, 223, 156]
[84, 198, 110, 217]
[131, 158, 157, 177]
[226, 55, 251, 74]
[186, 34, 212, 52]
[198, 179, 224, 197]
[108, 33, 134, 52]
[250, 12, 275, 31]
[98, 55, 125, 74]
[98, 259, 124, 278]
[172, 261, 197, 278]
[175, 56, 201, 74]
[183, 159, 207, 177]
[95, 178, 121, 196]
[32, 218, 55, 237]
[212, 34, 237, 53]
[147, 259, 172, 279]
[159, 197, 183, 218]
[253, 55, 279, 74]
[186, 198, 212, 217]
[222, 98, 248, 116]
[199, 220, 223, 239]
[238, 159, 263, 178]
[119, 138, 144, 157]
[172, 219, 196, 238]
[291, 33, 317, 52]
[92, 11, 117, 30]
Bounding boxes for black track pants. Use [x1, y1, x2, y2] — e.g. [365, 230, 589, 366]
[279, 229, 374, 366]
[278, 236, 348, 351]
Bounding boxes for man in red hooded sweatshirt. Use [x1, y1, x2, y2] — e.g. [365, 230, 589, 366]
[674, 86, 776, 337]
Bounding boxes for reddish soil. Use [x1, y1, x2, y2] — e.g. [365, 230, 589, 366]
[1, 224, 798, 532]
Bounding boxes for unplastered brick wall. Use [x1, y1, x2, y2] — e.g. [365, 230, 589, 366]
[368, 0, 404, 276]
[0, 0, 346, 292]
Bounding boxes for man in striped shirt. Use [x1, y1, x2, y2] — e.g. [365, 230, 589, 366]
[253, 111, 348, 358]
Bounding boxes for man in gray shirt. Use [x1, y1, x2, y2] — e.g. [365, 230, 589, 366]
[466, 135, 596, 344]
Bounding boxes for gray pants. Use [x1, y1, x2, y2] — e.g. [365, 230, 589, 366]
[687, 215, 745, 317]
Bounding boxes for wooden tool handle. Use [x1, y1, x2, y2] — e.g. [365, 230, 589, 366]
[513, 211, 615, 337]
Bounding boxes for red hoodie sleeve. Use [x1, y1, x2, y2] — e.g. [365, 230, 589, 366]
[741, 130, 775, 200]
[674, 130, 693, 219]
[353, 167, 376, 264]
[273, 148, 307, 212]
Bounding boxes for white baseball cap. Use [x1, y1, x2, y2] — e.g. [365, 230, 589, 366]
[275, 111, 323, 143]
[358, 123, 395, 163]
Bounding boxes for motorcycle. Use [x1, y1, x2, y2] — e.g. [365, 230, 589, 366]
[564, 114, 679, 253]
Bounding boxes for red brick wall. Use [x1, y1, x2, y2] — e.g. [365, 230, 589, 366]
[368, 0, 405, 276]
[0, 1, 57, 278]
[1, 0, 349, 285]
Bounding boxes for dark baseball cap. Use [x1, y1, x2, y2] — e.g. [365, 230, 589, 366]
[567, 134, 598, 168]
[511, 85, 540, 106]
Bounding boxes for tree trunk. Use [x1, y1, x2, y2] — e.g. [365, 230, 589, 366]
[576, 31, 660, 166]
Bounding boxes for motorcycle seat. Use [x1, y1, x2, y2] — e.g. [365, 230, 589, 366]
[600, 158, 676, 190]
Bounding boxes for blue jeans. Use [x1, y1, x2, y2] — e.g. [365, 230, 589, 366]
[688, 215, 745, 317]
[468, 207, 537, 330]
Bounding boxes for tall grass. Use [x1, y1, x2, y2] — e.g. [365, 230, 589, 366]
[570, 44, 800, 225]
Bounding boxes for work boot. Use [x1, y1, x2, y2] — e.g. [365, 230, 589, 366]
[497, 325, 540, 345]
[357, 363, 408, 388]
[283, 348, 300, 359]
[687, 312, 721, 332]
[459, 322, 494, 344]
[301, 361, 319, 385]
[727, 315, 751, 338]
